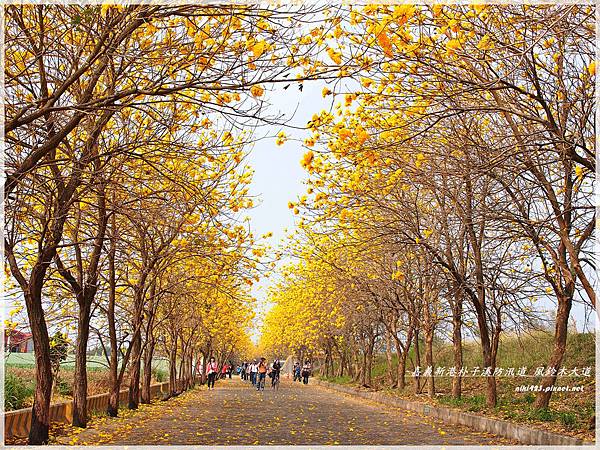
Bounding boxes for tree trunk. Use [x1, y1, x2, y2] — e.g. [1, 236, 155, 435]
[178, 346, 186, 390]
[366, 351, 373, 386]
[451, 291, 463, 398]
[141, 339, 155, 404]
[352, 349, 361, 382]
[128, 284, 146, 410]
[199, 350, 207, 385]
[106, 208, 119, 417]
[393, 330, 412, 390]
[534, 294, 572, 408]
[413, 329, 421, 394]
[465, 170, 497, 408]
[479, 319, 497, 408]
[72, 300, 92, 427]
[425, 327, 435, 398]
[188, 353, 195, 387]
[128, 331, 142, 409]
[366, 335, 375, 386]
[360, 349, 367, 386]
[169, 337, 178, 395]
[26, 290, 53, 445]
[385, 328, 395, 387]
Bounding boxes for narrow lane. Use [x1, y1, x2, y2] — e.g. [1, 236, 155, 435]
[67, 377, 515, 445]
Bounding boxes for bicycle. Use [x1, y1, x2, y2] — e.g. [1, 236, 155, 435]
[256, 373, 266, 391]
[271, 371, 280, 390]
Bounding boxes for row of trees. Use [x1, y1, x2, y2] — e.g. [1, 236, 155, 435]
[261, 3, 595, 412]
[3, 4, 349, 445]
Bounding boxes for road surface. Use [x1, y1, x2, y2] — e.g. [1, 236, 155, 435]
[59, 377, 515, 445]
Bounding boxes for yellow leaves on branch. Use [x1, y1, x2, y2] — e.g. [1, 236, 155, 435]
[431, 4, 444, 17]
[477, 34, 494, 51]
[334, 25, 343, 39]
[250, 40, 269, 59]
[356, 126, 369, 146]
[377, 30, 394, 58]
[327, 47, 342, 65]
[361, 77, 374, 88]
[415, 152, 426, 168]
[392, 4, 417, 22]
[575, 165, 586, 179]
[276, 131, 287, 146]
[100, 2, 125, 16]
[301, 150, 314, 169]
[446, 39, 461, 56]
[471, 4, 488, 14]
[250, 85, 264, 97]
[344, 93, 356, 107]
[588, 61, 596, 76]
[222, 131, 234, 146]
[339, 128, 353, 141]
[391, 270, 404, 281]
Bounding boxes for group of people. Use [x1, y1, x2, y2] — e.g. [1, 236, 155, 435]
[203, 356, 313, 391]
[293, 360, 312, 384]
[240, 358, 283, 390]
[203, 358, 235, 389]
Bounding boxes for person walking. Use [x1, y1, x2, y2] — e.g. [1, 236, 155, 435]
[243, 362, 249, 381]
[256, 357, 268, 391]
[206, 357, 218, 390]
[293, 362, 301, 382]
[220, 363, 228, 380]
[301, 360, 311, 385]
[250, 359, 258, 386]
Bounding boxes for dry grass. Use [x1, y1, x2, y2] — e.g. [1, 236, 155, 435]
[322, 331, 596, 442]
[4, 366, 166, 411]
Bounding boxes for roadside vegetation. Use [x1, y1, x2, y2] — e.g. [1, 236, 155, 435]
[320, 331, 595, 441]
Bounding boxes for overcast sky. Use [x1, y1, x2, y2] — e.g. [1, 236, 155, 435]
[243, 79, 595, 340]
[244, 78, 332, 338]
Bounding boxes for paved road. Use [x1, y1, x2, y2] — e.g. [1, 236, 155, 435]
[64, 377, 515, 445]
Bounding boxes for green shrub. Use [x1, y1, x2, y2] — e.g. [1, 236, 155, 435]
[523, 393, 535, 404]
[527, 407, 554, 422]
[466, 395, 486, 412]
[558, 412, 577, 429]
[5, 373, 34, 411]
[439, 396, 466, 408]
[153, 368, 168, 382]
[322, 375, 351, 384]
[502, 409, 519, 420]
[56, 379, 72, 396]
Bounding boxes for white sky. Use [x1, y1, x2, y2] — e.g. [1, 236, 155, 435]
[243, 79, 595, 341]
[244, 78, 333, 339]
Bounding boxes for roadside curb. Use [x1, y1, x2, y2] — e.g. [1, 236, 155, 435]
[313, 379, 591, 446]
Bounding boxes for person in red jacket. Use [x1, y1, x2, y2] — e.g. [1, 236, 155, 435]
[221, 363, 228, 379]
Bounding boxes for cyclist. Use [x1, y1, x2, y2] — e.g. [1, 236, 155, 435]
[271, 358, 282, 388]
